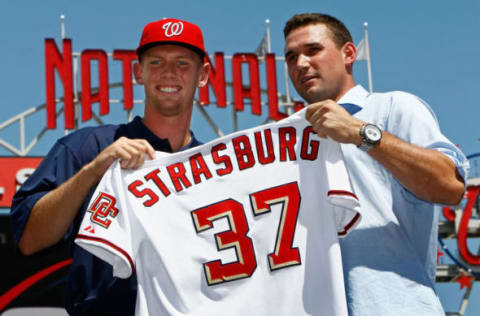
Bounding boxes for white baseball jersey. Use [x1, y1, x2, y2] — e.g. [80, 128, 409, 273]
[75, 109, 361, 316]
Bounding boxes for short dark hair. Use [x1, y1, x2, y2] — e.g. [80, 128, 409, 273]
[283, 13, 353, 48]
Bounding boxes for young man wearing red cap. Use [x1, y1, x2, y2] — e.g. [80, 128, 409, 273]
[11, 18, 209, 315]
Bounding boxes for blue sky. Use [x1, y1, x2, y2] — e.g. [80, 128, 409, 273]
[1, 0, 479, 314]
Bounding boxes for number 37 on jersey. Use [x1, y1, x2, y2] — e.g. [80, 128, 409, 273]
[191, 182, 301, 285]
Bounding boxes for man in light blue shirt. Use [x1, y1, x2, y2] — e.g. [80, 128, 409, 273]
[284, 13, 469, 315]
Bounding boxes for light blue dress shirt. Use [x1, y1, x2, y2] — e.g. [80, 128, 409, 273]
[337, 85, 469, 316]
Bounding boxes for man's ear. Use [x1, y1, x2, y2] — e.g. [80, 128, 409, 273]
[133, 62, 144, 85]
[342, 42, 357, 68]
[197, 62, 210, 88]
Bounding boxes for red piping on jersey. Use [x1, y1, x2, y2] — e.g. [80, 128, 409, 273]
[0, 258, 72, 311]
[327, 190, 360, 237]
[327, 190, 358, 200]
[76, 234, 135, 275]
[338, 213, 361, 237]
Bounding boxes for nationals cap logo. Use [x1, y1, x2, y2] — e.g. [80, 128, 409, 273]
[136, 18, 206, 59]
[162, 21, 184, 37]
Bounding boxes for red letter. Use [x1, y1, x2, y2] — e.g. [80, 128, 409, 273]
[300, 126, 319, 161]
[279, 127, 297, 161]
[199, 52, 226, 107]
[190, 153, 213, 184]
[113, 50, 137, 111]
[232, 53, 261, 115]
[167, 163, 192, 192]
[266, 53, 287, 121]
[211, 143, 233, 176]
[128, 180, 159, 207]
[442, 206, 456, 221]
[254, 129, 275, 164]
[144, 169, 171, 197]
[81, 50, 110, 122]
[294, 101, 305, 112]
[458, 186, 480, 265]
[232, 135, 255, 170]
[45, 39, 74, 129]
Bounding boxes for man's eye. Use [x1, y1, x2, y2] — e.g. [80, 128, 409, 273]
[307, 46, 321, 55]
[286, 55, 296, 63]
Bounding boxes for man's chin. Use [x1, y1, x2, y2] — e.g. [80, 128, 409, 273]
[304, 88, 332, 104]
[148, 101, 183, 117]
[303, 92, 323, 104]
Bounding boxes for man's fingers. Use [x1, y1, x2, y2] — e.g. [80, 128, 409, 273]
[138, 139, 156, 160]
[129, 139, 156, 160]
[98, 138, 155, 171]
[306, 103, 331, 124]
[135, 153, 148, 169]
[306, 103, 321, 121]
[124, 145, 147, 169]
[312, 123, 327, 138]
[116, 147, 133, 169]
[308, 110, 323, 126]
[306, 100, 333, 119]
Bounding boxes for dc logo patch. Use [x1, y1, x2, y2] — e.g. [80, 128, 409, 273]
[162, 21, 184, 37]
[87, 192, 119, 228]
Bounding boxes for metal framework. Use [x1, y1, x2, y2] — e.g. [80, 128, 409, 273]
[437, 175, 480, 315]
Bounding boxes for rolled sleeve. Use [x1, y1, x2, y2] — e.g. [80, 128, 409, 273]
[10, 141, 82, 248]
[432, 143, 469, 182]
[387, 91, 469, 198]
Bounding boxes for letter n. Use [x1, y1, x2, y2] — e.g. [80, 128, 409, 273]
[45, 39, 74, 129]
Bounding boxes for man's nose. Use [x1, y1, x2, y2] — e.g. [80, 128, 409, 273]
[297, 54, 310, 68]
[161, 61, 177, 76]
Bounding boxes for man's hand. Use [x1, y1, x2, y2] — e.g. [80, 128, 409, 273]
[305, 101, 465, 205]
[305, 100, 364, 145]
[86, 137, 156, 180]
[18, 137, 156, 255]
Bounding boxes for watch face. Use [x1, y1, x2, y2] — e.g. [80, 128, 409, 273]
[365, 125, 382, 142]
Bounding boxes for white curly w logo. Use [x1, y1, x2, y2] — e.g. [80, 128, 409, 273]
[162, 22, 184, 37]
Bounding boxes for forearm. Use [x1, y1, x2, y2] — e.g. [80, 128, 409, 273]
[18, 163, 100, 255]
[368, 131, 465, 205]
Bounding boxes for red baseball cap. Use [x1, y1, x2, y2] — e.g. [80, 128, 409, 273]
[137, 18, 206, 60]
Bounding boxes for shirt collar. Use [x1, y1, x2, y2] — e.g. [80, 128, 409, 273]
[338, 84, 369, 109]
[124, 116, 200, 152]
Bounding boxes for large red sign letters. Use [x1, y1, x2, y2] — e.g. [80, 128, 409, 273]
[44, 39, 300, 129]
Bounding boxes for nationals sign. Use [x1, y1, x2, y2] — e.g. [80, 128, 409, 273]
[44, 39, 298, 130]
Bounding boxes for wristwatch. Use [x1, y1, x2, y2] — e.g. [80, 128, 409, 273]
[358, 123, 382, 152]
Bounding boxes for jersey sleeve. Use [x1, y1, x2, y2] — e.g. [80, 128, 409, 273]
[323, 138, 361, 237]
[75, 161, 135, 279]
[11, 127, 118, 251]
[10, 141, 82, 249]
